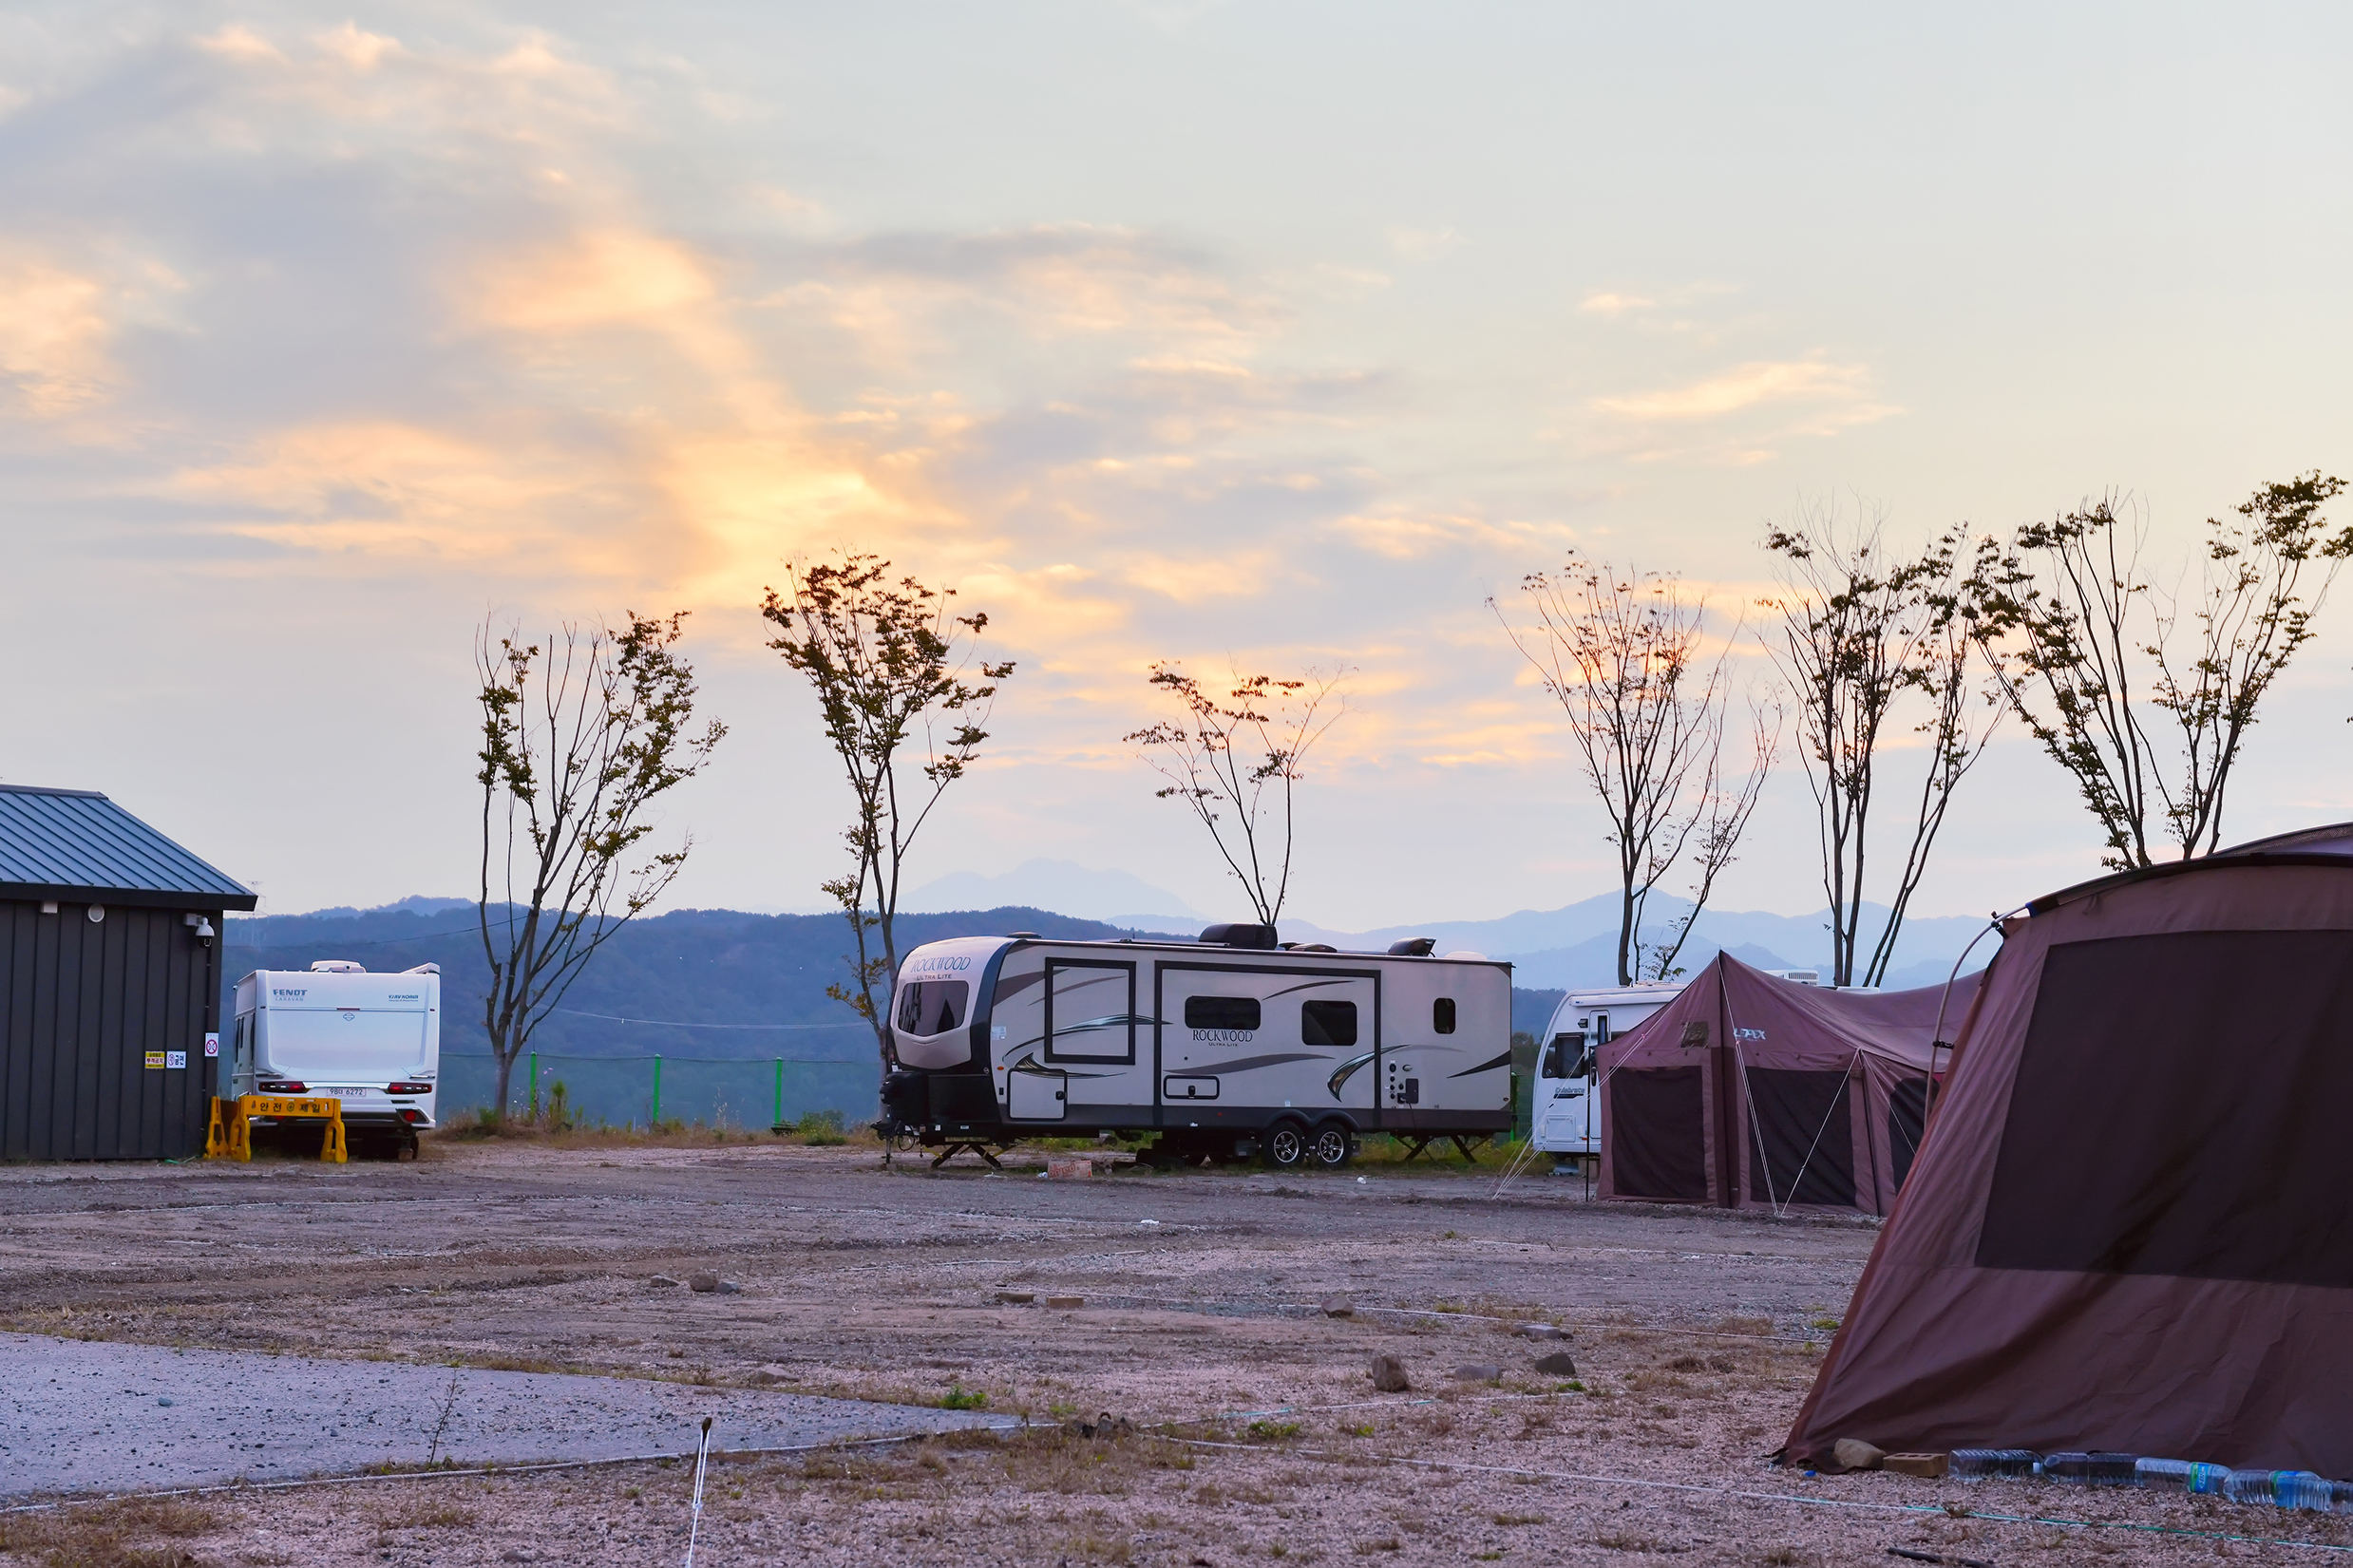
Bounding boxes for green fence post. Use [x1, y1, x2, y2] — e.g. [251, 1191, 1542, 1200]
[528, 1051, 539, 1117]
[773, 1058, 784, 1130]
[652, 1054, 662, 1126]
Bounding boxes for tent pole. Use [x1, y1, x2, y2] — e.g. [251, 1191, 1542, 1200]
[1716, 955, 1740, 1209]
[1860, 1057, 1886, 1217]
[1721, 955, 1785, 1215]
[1926, 910, 2021, 1125]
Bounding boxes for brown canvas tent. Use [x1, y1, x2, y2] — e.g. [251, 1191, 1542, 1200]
[1786, 823, 2353, 1476]
[1599, 954, 1983, 1216]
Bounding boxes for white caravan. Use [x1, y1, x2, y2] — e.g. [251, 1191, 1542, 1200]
[1531, 983, 1684, 1162]
[232, 961, 441, 1155]
[880, 923, 1513, 1167]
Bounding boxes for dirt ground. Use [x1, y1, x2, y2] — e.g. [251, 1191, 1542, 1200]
[2, 1139, 2345, 1566]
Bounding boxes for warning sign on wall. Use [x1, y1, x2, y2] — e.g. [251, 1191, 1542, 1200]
[204, 1032, 220, 1058]
[143, 1051, 165, 1069]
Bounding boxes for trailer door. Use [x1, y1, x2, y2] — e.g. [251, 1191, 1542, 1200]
[1043, 958, 1151, 1122]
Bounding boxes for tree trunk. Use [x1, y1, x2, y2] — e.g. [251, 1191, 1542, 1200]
[1616, 879, 1636, 987]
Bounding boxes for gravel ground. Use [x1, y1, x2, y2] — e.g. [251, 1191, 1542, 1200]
[0, 1331, 1003, 1496]
[1, 1139, 2344, 1565]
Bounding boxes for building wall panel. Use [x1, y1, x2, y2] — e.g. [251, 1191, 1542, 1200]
[0, 899, 220, 1161]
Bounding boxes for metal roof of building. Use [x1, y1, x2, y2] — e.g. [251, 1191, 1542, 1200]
[0, 784, 257, 910]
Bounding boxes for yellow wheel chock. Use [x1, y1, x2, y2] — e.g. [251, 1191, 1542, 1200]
[206, 1095, 348, 1163]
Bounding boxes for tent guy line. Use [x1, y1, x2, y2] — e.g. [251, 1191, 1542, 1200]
[1171, 1438, 2353, 1556]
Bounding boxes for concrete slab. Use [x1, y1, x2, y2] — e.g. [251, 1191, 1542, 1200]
[0, 1332, 999, 1499]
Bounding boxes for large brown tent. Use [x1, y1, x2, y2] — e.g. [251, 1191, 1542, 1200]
[1599, 954, 1983, 1216]
[1787, 823, 2353, 1476]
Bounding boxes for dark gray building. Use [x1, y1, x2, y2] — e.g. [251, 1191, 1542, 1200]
[0, 785, 256, 1160]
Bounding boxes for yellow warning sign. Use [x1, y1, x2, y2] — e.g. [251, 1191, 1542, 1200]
[142, 1051, 165, 1069]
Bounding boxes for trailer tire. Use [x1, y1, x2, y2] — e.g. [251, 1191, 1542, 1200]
[1308, 1121, 1353, 1169]
[1262, 1119, 1309, 1170]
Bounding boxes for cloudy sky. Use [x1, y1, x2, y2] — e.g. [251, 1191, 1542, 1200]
[5, 2, 2351, 929]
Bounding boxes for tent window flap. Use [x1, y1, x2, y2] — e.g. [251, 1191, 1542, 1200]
[1744, 1067, 1856, 1208]
[1979, 929, 2353, 1285]
[1610, 1067, 1708, 1202]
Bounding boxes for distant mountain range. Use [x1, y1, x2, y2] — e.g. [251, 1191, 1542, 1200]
[902, 860, 1988, 989]
[223, 886, 1992, 1124]
[230, 884, 1989, 1060]
[1281, 891, 1994, 992]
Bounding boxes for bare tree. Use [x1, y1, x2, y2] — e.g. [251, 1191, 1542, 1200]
[1637, 703, 1779, 983]
[476, 613, 725, 1121]
[1492, 555, 1774, 987]
[1964, 475, 2351, 869]
[1125, 665, 1348, 927]
[1761, 506, 2000, 988]
[763, 553, 1013, 1060]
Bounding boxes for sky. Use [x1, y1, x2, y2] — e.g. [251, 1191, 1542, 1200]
[4, 2, 2352, 929]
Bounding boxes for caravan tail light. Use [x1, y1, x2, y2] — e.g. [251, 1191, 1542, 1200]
[259, 1080, 308, 1095]
[386, 1082, 431, 1095]
[398, 1109, 427, 1124]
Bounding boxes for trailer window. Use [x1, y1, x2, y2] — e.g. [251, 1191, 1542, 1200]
[1186, 995, 1261, 1032]
[1302, 1000, 1358, 1047]
[896, 980, 969, 1037]
[1433, 997, 1456, 1034]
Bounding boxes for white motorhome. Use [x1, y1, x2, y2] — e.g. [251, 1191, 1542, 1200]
[232, 962, 440, 1156]
[880, 923, 1513, 1168]
[1531, 982, 1684, 1163]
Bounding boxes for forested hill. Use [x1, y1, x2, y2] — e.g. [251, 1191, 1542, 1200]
[222, 905, 1568, 1060]
[222, 906, 1148, 1062]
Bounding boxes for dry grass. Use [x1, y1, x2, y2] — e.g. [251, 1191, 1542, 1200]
[0, 1498, 222, 1568]
[787, 1427, 1195, 1506]
[369, 1496, 477, 1532]
[434, 1118, 882, 1150]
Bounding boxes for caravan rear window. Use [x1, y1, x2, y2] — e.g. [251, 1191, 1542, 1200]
[897, 980, 969, 1037]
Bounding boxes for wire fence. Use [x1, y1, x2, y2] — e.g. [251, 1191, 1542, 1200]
[434, 1057, 1533, 1139]
[437, 1052, 880, 1131]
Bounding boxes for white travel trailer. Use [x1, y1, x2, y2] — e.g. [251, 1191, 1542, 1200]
[232, 961, 440, 1156]
[1530, 982, 1684, 1163]
[880, 923, 1514, 1167]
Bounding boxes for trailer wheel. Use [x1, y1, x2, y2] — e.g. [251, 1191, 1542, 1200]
[1308, 1122, 1352, 1169]
[1262, 1119, 1308, 1169]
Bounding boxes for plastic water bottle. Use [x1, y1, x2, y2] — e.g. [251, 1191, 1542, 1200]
[2040, 1452, 2140, 1486]
[2278, 1472, 2334, 1511]
[2135, 1458, 2191, 1491]
[1949, 1449, 2039, 1480]
[2226, 1468, 2286, 1504]
[2138, 1458, 2230, 1495]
